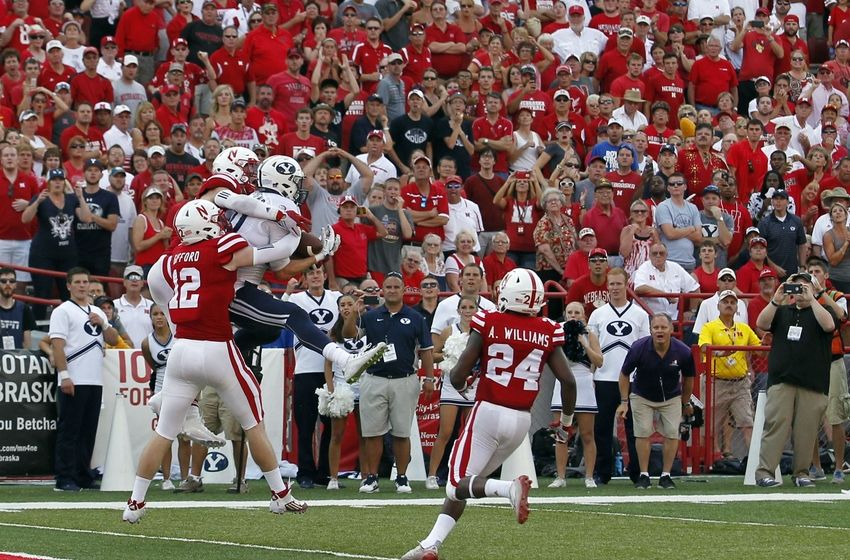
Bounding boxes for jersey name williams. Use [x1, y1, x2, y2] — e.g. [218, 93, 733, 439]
[488, 326, 550, 346]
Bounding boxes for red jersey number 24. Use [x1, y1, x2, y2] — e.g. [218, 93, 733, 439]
[485, 343, 543, 390]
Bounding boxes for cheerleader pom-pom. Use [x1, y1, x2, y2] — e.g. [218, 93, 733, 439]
[441, 331, 469, 374]
[315, 383, 355, 418]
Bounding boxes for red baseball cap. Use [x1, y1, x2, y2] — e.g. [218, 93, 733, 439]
[100, 35, 116, 47]
[784, 14, 799, 23]
[172, 38, 188, 48]
[759, 267, 778, 280]
[568, 5, 583, 15]
[589, 248, 608, 259]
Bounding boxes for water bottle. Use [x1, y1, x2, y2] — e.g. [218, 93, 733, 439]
[614, 452, 623, 476]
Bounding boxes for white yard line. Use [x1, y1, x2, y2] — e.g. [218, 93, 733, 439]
[0, 522, 395, 560]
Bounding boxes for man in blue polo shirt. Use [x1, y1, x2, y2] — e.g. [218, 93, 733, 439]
[616, 313, 695, 490]
[758, 188, 807, 279]
[359, 272, 435, 494]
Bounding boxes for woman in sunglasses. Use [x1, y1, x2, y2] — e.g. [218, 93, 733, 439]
[787, 49, 813, 103]
[535, 121, 577, 178]
[493, 170, 542, 269]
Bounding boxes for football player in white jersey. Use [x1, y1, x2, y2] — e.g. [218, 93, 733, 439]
[587, 268, 650, 484]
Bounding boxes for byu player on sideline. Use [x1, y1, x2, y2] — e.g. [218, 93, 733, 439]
[401, 269, 576, 560]
[587, 268, 650, 484]
[124, 199, 316, 523]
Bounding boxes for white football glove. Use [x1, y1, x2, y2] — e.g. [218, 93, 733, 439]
[316, 225, 340, 260]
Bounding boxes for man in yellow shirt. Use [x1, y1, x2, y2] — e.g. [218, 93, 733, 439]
[698, 290, 761, 457]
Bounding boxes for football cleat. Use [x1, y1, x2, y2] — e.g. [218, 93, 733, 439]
[122, 499, 146, 523]
[400, 543, 440, 560]
[178, 405, 226, 448]
[508, 475, 532, 525]
[270, 489, 308, 514]
[342, 342, 388, 381]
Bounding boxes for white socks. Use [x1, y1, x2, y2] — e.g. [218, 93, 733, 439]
[420, 514, 455, 549]
[483, 479, 512, 498]
[131, 476, 152, 503]
[264, 468, 287, 494]
[323, 343, 350, 368]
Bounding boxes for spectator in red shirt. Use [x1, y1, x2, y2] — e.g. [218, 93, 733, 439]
[481, 230, 515, 291]
[246, 84, 287, 154]
[267, 48, 311, 133]
[70, 47, 114, 108]
[38, 40, 75, 93]
[425, 1, 469, 79]
[472, 93, 513, 174]
[729, 12, 784, 116]
[206, 25, 255, 100]
[59, 102, 106, 160]
[727, 119, 769, 201]
[566, 247, 610, 318]
[0, 144, 39, 287]
[113, 0, 162, 85]
[563, 227, 596, 287]
[606, 146, 643, 215]
[688, 36, 739, 112]
[400, 23, 432, 85]
[596, 28, 636, 94]
[352, 17, 393, 95]
[401, 154, 450, 243]
[155, 85, 189, 143]
[328, 5, 367, 60]
[581, 179, 628, 257]
[645, 53, 685, 119]
[775, 15, 807, 76]
[328, 195, 387, 289]
[507, 64, 551, 138]
[241, 2, 294, 85]
[280, 107, 326, 159]
[737, 236, 776, 294]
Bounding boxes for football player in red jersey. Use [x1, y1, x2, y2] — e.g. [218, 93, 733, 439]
[123, 199, 337, 523]
[402, 268, 576, 560]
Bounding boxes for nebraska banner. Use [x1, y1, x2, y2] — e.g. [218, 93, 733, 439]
[0, 350, 57, 476]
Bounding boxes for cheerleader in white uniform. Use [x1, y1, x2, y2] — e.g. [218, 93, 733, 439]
[141, 304, 185, 490]
[550, 301, 603, 489]
[425, 295, 479, 490]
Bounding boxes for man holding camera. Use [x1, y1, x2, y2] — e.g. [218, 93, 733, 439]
[755, 272, 837, 487]
[616, 313, 695, 490]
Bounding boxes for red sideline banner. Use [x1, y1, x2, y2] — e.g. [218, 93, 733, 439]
[0, 350, 57, 477]
[417, 368, 442, 457]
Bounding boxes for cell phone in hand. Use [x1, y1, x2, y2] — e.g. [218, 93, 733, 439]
[783, 283, 802, 294]
[751, 20, 764, 28]
[363, 295, 379, 305]
[357, 206, 367, 216]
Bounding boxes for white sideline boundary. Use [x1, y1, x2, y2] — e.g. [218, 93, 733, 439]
[0, 492, 848, 512]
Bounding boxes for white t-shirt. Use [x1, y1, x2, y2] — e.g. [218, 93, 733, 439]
[110, 191, 137, 263]
[812, 212, 850, 247]
[113, 295, 154, 349]
[443, 199, 483, 252]
[344, 154, 398, 187]
[692, 293, 749, 334]
[431, 293, 496, 335]
[587, 300, 650, 382]
[633, 260, 700, 319]
[288, 289, 342, 374]
[49, 301, 109, 385]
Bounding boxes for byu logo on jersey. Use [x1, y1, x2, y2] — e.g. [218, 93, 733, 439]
[607, 321, 633, 337]
[309, 308, 334, 327]
[84, 321, 103, 336]
[156, 348, 171, 362]
[204, 451, 229, 472]
[400, 318, 411, 325]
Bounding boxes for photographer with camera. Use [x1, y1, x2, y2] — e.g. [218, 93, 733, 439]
[755, 272, 837, 488]
[616, 313, 695, 490]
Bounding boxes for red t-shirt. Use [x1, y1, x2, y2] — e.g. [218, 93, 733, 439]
[829, 6, 850, 44]
[425, 22, 469, 78]
[279, 132, 326, 159]
[596, 48, 629, 94]
[610, 75, 646, 101]
[737, 260, 775, 294]
[726, 140, 768, 201]
[246, 106, 288, 155]
[209, 48, 254, 97]
[693, 266, 718, 294]
[115, 6, 162, 55]
[482, 252, 516, 288]
[643, 124, 674, 159]
[606, 170, 643, 215]
[0, 171, 39, 240]
[563, 250, 589, 283]
[401, 182, 450, 243]
[775, 35, 808, 76]
[689, 56, 739, 107]
[645, 73, 686, 117]
[589, 12, 621, 41]
[400, 44, 433, 85]
[332, 220, 378, 279]
[739, 31, 779, 82]
[471, 115, 513, 173]
[565, 273, 610, 319]
[748, 296, 770, 332]
[70, 72, 114, 108]
[266, 71, 311, 132]
[471, 310, 564, 410]
[59, 124, 106, 159]
[164, 233, 249, 341]
[352, 41, 393, 95]
[508, 89, 551, 138]
[327, 27, 367, 60]
[241, 25, 294, 85]
[581, 205, 628, 254]
[38, 63, 75, 93]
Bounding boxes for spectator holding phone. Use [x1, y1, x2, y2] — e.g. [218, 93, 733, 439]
[328, 196, 388, 291]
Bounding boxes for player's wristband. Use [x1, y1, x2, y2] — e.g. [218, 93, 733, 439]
[58, 370, 70, 382]
[560, 412, 574, 427]
[620, 399, 629, 404]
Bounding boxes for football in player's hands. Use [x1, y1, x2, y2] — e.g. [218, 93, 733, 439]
[294, 232, 324, 258]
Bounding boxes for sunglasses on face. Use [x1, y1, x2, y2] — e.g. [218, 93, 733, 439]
[632, 209, 647, 213]
[366, 26, 381, 30]
[70, 143, 85, 148]
[250, 18, 262, 23]
[668, 180, 686, 186]
[363, 287, 380, 293]
[0, 278, 15, 284]
[589, 257, 608, 263]
[329, 174, 343, 179]
[224, 34, 238, 38]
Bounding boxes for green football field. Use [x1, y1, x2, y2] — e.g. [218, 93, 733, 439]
[0, 476, 848, 560]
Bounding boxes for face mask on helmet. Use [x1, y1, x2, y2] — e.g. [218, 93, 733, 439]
[175, 200, 231, 244]
[258, 155, 308, 204]
[213, 147, 260, 191]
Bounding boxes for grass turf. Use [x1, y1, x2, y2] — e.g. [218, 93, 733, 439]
[0, 476, 847, 560]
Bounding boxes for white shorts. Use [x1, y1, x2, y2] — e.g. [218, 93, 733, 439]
[447, 400, 530, 490]
[551, 364, 597, 414]
[439, 369, 475, 407]
[0, 239, 31, 281]
[156, 338, 263, 440]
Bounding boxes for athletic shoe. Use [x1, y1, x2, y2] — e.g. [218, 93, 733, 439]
[508, 475, 532, 525]
[634, 474, 651, 489]
[178, 406, 226, 448]
[122, 499, 146, 523]
[809, 466, 827, 481]
[547, 477, 566, 488]
[359, 474, 379, 493]
[174, 477, 204, 493]
[161, 479, 175, 491]
[227, 479, 248, 494]
[269, 489, 308, 514]
[584, 478, 597, 489]
[658, 475, 676, 490]
[756, 477, 781, 488]
[793, 476, 815, 487]
[342, 342, 388, 381]
[425, 476, 439, 490]
[326, 479, 340, 490]
[833, 470, 846, 484]
[395, 475, 413, 494]
[400, 543, 440, 560]
[54, 481, 81, 492]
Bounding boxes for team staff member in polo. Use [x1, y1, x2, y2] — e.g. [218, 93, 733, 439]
[617, 313, 695, 490]
[755, 272, 837, 488]
[50, 267, 120, 491]
[697, 290, 761, 455]
[359, 272, 435, 494]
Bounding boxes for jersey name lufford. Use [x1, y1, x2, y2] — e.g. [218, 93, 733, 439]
[490, 326, 551, 346]
[172, 250, 201, 264]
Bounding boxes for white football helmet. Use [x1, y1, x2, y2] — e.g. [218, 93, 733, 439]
[497, 268, 546, 315]
[175, 199, 230, 244]
[212, 146, 260, 190]
[257, 155, 307, 204]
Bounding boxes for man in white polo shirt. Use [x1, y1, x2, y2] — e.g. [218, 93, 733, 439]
[113, 264, 153, 348]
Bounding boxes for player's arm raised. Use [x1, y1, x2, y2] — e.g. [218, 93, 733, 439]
[202, 187, 287, 223]
[225, 226, 340, 271]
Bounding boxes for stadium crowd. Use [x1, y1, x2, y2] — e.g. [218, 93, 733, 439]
[1, 0, 850, 494]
